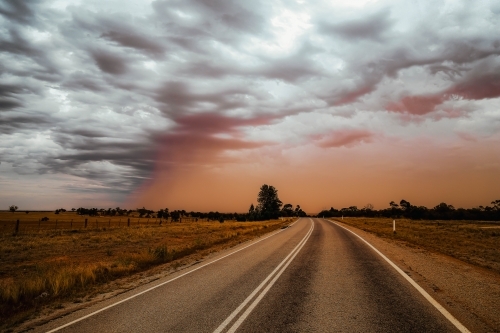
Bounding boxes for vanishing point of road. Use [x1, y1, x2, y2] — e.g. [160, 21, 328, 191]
[37, 218, 468, 332]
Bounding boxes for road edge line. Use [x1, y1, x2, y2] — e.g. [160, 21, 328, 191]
[326, 219, 471, 333]
[46, 218, 302, 333]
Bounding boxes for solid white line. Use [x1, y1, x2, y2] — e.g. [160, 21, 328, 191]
[46, 218, 302, 333]
[213, 219, 313, 333]
[226, 219, 314, 333]
[327, 219, 471, 333]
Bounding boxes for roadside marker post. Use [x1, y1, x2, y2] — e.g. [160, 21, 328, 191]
[393, 219, 396, 233]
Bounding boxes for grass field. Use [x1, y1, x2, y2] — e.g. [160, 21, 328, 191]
[0, 211, 198, 234]
[0, 211, 292, 328]
[334, 217, 500, 274]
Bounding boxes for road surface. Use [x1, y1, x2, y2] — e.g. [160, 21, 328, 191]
[37, 218, 464, 332]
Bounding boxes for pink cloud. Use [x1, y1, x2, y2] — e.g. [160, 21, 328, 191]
[386, 94, 444, 115]
[385, 71, 500, 116]
[314, 129, 376, 148]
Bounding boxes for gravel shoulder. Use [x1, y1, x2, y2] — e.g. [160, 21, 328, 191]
[333, 220, 500, 333]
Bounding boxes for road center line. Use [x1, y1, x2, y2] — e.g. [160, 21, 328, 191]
[214, 219, 314, 333]
[327, 219, 471, 333]
[46, 219, 302, 333]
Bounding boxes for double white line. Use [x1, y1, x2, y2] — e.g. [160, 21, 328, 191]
[213, 219, 314, 333]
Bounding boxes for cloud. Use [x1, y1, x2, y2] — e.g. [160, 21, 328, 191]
[314, 129, 376, 148]
[319, 9, 393, 41]
[91, 49, 128, 75]
[1, 0, 500, 209]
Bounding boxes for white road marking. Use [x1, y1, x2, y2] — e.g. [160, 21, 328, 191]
[327, 219, 471, 333]
[214, 219, 314, 333]
[46, 219, 302, 333]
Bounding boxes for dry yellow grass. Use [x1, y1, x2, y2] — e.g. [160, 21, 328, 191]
[0, 214, 291, 327]
[334, 217, 500, 273]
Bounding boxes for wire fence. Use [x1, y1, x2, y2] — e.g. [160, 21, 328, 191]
[0, 217, 206, 235]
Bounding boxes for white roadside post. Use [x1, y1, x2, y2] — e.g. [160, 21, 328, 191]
[342, 215, 343, 220]
[393, 219, 396, 233]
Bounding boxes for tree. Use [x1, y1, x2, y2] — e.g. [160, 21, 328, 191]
[257, 184, 282, 219]
[257, 184, 283, 219]
[281, 203, 294, 217]
[9, 205, 18, 212]
[399, 200, 411, 211]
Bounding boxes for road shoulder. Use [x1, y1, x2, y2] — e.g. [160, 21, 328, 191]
[332, 220, 500, 333]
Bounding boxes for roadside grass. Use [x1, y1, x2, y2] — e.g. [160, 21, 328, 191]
[333, 217, 500, 274]
[0, 218, 292, 328]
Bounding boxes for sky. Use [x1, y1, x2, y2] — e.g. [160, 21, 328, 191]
[1, 0, 500, 213]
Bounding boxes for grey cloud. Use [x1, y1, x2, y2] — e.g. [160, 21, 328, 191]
[91, 49, 128, 75]
[0, 0, 41, 25]
[100, 30, 165, 56]
[319, 9, 393, 41]
[2, 0, 500, 206]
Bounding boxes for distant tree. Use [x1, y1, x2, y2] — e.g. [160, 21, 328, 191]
[399, 200, 411, 211]
[364, 203, 374, 211]
[170, 210, 180, 222]
[71, 208, 76, 212]
[281, 203, 294, 217]
[257, 184, 282, 219]
[9, 205, 18, 212]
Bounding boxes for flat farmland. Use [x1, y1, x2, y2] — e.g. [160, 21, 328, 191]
[334, 217, 500, 273]
[0, 212, 291, 328]
[0, 211, 186, 234]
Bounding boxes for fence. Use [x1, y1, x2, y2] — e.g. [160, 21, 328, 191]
[0, 216, 205, 235]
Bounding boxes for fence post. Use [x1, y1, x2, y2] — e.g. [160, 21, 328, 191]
[15, 219, 20, 234]
[127, 218, 130, 227]
[85, 218, 88, 228]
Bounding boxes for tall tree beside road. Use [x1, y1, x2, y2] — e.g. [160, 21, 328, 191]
[257, 184, 282, 219]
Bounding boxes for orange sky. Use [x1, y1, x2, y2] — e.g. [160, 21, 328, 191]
[131, 127, 500, 213]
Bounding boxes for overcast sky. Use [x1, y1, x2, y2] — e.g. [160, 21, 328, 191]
[1, 0, 500, 212]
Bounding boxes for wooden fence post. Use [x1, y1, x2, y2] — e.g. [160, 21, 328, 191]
[85, 218, 88, 228]
[15, 219, 20, 234]
[127, 218, 130, 227]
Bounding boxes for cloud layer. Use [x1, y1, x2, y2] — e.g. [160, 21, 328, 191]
[1, 0, 500, 211]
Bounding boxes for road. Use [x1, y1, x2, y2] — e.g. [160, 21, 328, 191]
[37, 218, 464, 332]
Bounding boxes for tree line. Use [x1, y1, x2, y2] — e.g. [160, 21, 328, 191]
[317, 199, 500, 221]
[7, 184, 306, 222]
[72, 185, 306, 222]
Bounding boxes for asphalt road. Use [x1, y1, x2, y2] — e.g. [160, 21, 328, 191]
[37, 218, 462, 333]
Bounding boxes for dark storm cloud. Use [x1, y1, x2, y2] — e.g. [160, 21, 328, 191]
[101, 30, 165, 56]
[155, 81, 253, 114]
[91, 49, 128, 75]
[0, 0, 42, 25]
[2, 0, 500, 205]
[319, 9, 393, 41]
